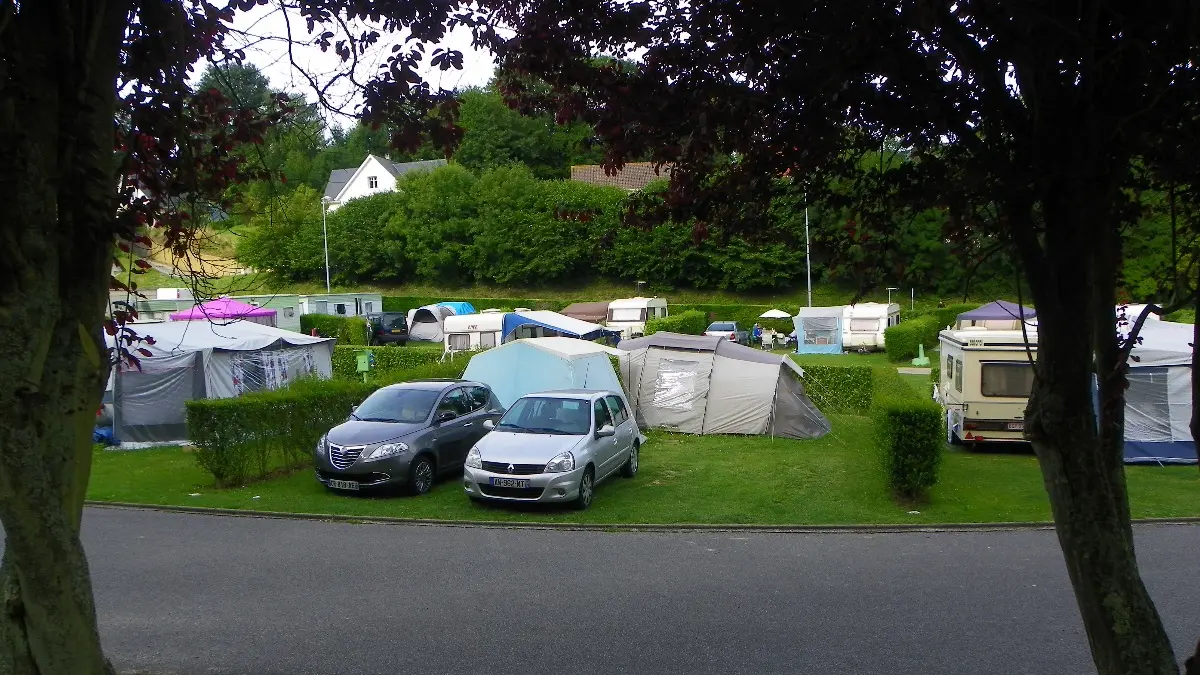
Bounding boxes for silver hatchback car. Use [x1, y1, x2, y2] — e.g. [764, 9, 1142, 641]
[463, 390, 644, 509]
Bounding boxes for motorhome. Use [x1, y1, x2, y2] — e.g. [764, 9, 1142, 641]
[937, 327, 1037, 444]
[443, 310, 505, 353]
[842, 302, 900, 351]
[606, 297, 669, 339]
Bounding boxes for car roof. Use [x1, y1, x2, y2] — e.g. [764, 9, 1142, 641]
[379, 379, 483, 392]
[519, 389, 615, 400]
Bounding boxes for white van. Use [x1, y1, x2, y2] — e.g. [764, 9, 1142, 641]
[607, 297, 669, 339]
[443, 310, 505, 353]
[937, 327, 1036, 444]
[843, 302, 900, 351]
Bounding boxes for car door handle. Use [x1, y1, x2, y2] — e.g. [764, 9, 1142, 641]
[463, 422, 473, 427]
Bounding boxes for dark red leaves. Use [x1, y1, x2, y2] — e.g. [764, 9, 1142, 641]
[137, 348, 153, 358]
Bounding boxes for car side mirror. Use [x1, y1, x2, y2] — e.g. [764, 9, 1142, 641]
[351, 404, 358, 412]
[595, 424, 616, 438]
[482, 419, 495, 431]
[437, 410, 456, 423]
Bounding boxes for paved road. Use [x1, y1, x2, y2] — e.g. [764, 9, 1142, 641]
[60, 509, 1200, 674]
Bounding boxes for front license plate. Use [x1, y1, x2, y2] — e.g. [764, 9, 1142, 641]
[1006, 422, 1024, 431]
[490, 477, 529, 488]
[390, 329, 401, 334]
[328, 479, 360, 490]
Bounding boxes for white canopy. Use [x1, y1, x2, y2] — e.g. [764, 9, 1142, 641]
[125, 320, 333, 355]
[1129, 319, 1194, 367]
[759, 308, 791, 319]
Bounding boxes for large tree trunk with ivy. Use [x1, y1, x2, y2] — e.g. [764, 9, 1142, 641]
[1018, 184, 1179, 674]
[0, 2, 128, 673]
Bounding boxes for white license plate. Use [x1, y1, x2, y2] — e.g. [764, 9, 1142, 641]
[1006, 422, 1024, 431]
[328, 479, 360, 490]
[490, 477, 529, 488]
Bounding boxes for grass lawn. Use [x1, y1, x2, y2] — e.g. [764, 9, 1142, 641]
[88, 416, 1199, 525]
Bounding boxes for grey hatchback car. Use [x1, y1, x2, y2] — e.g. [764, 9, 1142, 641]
[314, 380, 504, 495]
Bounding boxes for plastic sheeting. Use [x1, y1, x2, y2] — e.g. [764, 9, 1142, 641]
[794, 310, 843, 354]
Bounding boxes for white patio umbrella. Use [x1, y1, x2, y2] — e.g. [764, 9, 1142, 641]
[759, 309, 791, 319]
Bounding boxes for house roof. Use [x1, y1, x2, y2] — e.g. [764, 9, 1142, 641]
[323, 156, 448, 202]
[570, 162, 672, 191]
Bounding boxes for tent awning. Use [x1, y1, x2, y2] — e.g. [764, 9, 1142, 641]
[957, 300, 1036, 322]
[503, 311, 620, 342]
[169, 297, 277, 321]
[438, 301, 476, 315]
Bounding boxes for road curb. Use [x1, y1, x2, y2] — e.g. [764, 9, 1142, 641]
[84, 501, 1200, 533]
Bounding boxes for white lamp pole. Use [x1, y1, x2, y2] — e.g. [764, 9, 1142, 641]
[321, 197, 332, 294]
[887, 287, 898, 304]
[804, 202, 812, 308]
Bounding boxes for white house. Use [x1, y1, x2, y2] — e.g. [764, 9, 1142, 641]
[322, 155, 447, 211]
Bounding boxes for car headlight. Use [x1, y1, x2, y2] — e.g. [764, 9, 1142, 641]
[544, 451, 575, 473]
[316, 434, 327, 456]
[365, 442, 408, 461]
[465, 446, 482, 469]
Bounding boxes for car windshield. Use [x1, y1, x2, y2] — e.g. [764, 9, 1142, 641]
[708, 322, 735, 331]
[498, 397, 590, 435]
[352, 388, 440, 423]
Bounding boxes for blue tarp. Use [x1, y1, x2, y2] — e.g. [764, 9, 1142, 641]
[462, 339, 623, 407]
[501, 310, 620, 343]
[957, 300, 1036, 322]
[438, 301, 476, 315]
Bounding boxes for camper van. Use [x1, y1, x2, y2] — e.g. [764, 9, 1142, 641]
[607, 297, 669, 339]
[443, 310, 505, 353]
[937, 327, 1036, 444]
[842, 302, 900, 351]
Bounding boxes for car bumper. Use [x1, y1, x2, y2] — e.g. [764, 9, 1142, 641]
[462, 465, 586, 503]
[314, 454, 413, 490]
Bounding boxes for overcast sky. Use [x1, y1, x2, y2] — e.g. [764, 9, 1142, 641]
[221, 3, 499, 127]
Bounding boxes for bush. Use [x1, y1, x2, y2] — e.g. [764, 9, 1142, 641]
[300, 314, 370, 345]
[186, 378, 373, 487]
[883, 315, 941, 362]
[798, 364, 874, 414]
[674, 303, 794, 334]
[930, 363, 941, 382]
[645, 309, 709, 336]
[381, 296, 566, 313]
[331, 345, 444, 380]
[873, 398, 944, 500]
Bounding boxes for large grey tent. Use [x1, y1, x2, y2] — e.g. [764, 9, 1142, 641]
[406, 304, 457, 342]
[616, 332, 830, 438]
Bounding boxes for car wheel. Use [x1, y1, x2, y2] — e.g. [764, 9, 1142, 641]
[573, 466, 595, 510]
[409, 455, 435, 496]
[621, 441, 639, 478]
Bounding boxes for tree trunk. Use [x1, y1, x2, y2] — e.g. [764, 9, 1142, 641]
[1019, 191, 1179, 674]
[0, 2, 129, 673]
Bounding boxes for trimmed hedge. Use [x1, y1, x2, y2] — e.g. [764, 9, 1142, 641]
[799, 364, 874, 415]
[871, 367, 944, 500]
[930, 363, 941, 382]
[645, 309, 709, 336]
[186, 378, 373, 486]
[186, 360, 468, 486]
[883, 315, 941, 362]
[300, 314, 370, 345]
[331, 344, 444, 380]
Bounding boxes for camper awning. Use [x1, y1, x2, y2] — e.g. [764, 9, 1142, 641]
[109, 320, 334, 354]
[502, 311, 620, 342]
[957, 300, 1036, 322]
[1130, 319, 1194, 367]
[561, 301, 612, 324]
[169, 297, 277, 321]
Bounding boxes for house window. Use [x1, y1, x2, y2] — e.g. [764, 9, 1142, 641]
[981, 362, 1035, 398]
[283, 308, 295, 318]
[335, 303, 347, 315]
[368, 176, 378, 189]
[954, 358, 963, 392]
[315, 301, 328, 314]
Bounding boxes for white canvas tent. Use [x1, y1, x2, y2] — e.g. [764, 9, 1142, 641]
[462, 337, 626, 408]
[106, 320, 335, 445]
[616, 332, 830, 439]
[407, 304, 457, 342]
[1118, 319, 1197, 464]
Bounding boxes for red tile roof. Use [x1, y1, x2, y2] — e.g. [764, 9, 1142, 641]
[570, 162, 672, 191]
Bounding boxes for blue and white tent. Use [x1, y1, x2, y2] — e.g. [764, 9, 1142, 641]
[793, 306, 844, 354]
[438, 301, 476, 316]
[462, 337, 626, 408]
[501, 310, 621, 343]
[1116, 319, 1197, 464]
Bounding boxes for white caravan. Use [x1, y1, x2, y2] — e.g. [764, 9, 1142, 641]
[937, 327, 1036, 444]
[842, 302, 900, 351]
[606, 297, 669, 339]
[443, 310, 505, 353]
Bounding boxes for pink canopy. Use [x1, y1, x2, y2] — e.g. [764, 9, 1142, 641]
[170, 297, 278, 327]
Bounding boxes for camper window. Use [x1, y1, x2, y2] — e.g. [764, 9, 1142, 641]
[448, 334, 471, 351]
[335, 303, 347, 315]
[850, 318, 879, 332]
[980, 362, 1035, 398]
[945, 354, 954, 382]
[364, 301, 374, 313]
[315, 301, 328, 314]
[610, 307, 646, 322]
[954, 359, 963, 392]
[479, 332, 496, 349]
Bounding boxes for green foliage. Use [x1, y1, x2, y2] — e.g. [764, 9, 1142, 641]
[883, 316, 941, 362]
[871, 367, 944, 500]
[930, 364, 941, 382]
[674, 303, 794, 334]
[609, 355, 623, 390]
[330, 345, 444, 380]
[645, 309, 709, 336]
[1166, 308, 1196, 324]
[455, 88, 600, 179]
[186, 378, 373, 486]
[799, 364, 874, 414]
[299, 314, 370, 345]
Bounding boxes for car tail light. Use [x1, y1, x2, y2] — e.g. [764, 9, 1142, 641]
[963, 422, 978, 430]
[729, 332, 737, 340]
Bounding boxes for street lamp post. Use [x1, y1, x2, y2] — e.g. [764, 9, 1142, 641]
[321, 197, 332, 294]
[886, 287, 899, 304]
[804, 204, 812, 307]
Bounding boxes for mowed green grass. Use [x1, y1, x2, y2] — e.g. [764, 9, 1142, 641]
[87, 416, 1199, 525]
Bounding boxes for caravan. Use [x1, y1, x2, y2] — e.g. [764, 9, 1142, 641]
[606, 297, 669, 339]
[938, 328, 1036, 444]
[443, 310, 505, 353]
[842, 303, 900, 351]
